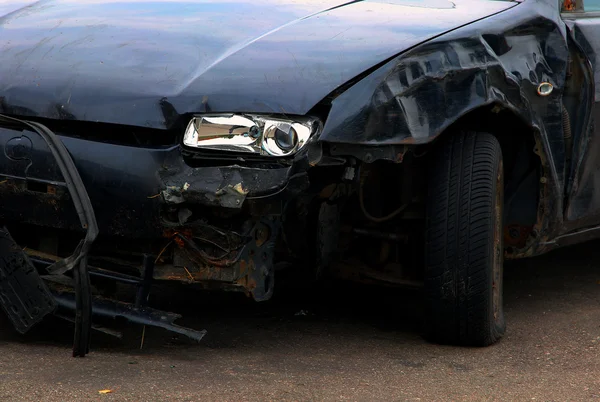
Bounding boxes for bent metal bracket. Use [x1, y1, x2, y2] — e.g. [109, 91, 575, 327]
[0, 114, 206, 356]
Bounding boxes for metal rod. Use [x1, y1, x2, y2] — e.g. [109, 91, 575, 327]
[31, 257, 142, 285]
[135, 255, 154, 308]
[90, 268, 141, 285]
[73, 256, 92, 357]
[53, 290, 206, 342]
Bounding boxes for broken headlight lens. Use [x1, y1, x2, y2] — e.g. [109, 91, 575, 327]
[182, 114, 320, 157]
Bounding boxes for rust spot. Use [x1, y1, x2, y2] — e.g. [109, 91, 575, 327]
[246, 277, 257, 291]
[163, 229, 193, 249]
[235, 258, 257, 291]
[174, 236, 185, 248]
[504, 224, 533, 249]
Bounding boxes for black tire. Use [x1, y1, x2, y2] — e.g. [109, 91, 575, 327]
[424, 131, 505, 346]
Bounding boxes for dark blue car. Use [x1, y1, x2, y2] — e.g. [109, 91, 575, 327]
[0, 0, 599, 354]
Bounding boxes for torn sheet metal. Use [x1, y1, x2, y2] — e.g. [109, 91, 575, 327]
[159, 161, 293, 209]
[320, 0, 570, 247]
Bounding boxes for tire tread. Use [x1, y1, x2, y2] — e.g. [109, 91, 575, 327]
[424, 131, 505, 346]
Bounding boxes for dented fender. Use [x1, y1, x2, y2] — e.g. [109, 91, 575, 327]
[321, 0, 568, 183]
[319, 0, 570, 247]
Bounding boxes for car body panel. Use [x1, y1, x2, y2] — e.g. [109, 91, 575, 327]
[562, 15, 600, 230]
[320, 0, 573, 250]
[0, 0, 514, 128]
[321, 0, 568, 153]
[0, 124, 305, 236]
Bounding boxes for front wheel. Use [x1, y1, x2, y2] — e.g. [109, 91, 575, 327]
[424, 131, 505, 346]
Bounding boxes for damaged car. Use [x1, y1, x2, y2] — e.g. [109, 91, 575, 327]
[1, 0, 599, 354]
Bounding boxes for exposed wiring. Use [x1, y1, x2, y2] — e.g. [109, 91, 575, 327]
[191, 234, 233, 253]
[359, 169, 408, 223]
[154, 240, 174, 264]
[412, 148, 429, 158]
[176, 234, 235, 267]
[246, 181, 289, 200]
[183, 266, 195, 281]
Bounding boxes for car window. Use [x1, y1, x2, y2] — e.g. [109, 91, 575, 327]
[585, 0, 600, 10]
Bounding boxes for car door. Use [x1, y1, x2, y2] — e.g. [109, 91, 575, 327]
[561, 1, 600, 230]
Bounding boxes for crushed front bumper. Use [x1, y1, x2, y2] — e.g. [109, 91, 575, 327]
[0, 117, 312, 353]
[0, 124, 308, 237]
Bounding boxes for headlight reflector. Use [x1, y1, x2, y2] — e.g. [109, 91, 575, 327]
[183, 114, 319, 156]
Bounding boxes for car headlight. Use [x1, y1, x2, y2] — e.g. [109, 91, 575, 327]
[182, 114, 320, 157]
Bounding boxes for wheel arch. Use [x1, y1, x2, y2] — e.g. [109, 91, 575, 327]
[427, 104, 551, 258]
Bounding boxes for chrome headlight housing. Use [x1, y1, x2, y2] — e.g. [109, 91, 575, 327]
[182, 114, 321, 157]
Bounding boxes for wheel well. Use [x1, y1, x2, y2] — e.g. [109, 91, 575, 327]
[306, 105, 543, 287]
[432, 105, 542, 251]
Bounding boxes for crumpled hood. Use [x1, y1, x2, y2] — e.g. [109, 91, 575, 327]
[0, 0, 515, 129]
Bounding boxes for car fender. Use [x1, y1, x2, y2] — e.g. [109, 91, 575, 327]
[320, 0, 568, 175]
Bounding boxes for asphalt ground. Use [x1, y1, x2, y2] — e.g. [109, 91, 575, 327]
[0, 241, 599, 401]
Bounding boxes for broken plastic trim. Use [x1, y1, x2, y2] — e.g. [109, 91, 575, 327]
[0, 114, 98, 274]
[0, 114, 98, 357]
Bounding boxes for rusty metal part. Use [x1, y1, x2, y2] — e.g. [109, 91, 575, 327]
[169, 219, 279, 301]
[503, 224, 534, 249]
[29, 219, 279, 302]
[505, 135, 552, 259]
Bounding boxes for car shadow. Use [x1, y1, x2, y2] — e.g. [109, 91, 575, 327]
[1, 240, 598, 357]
